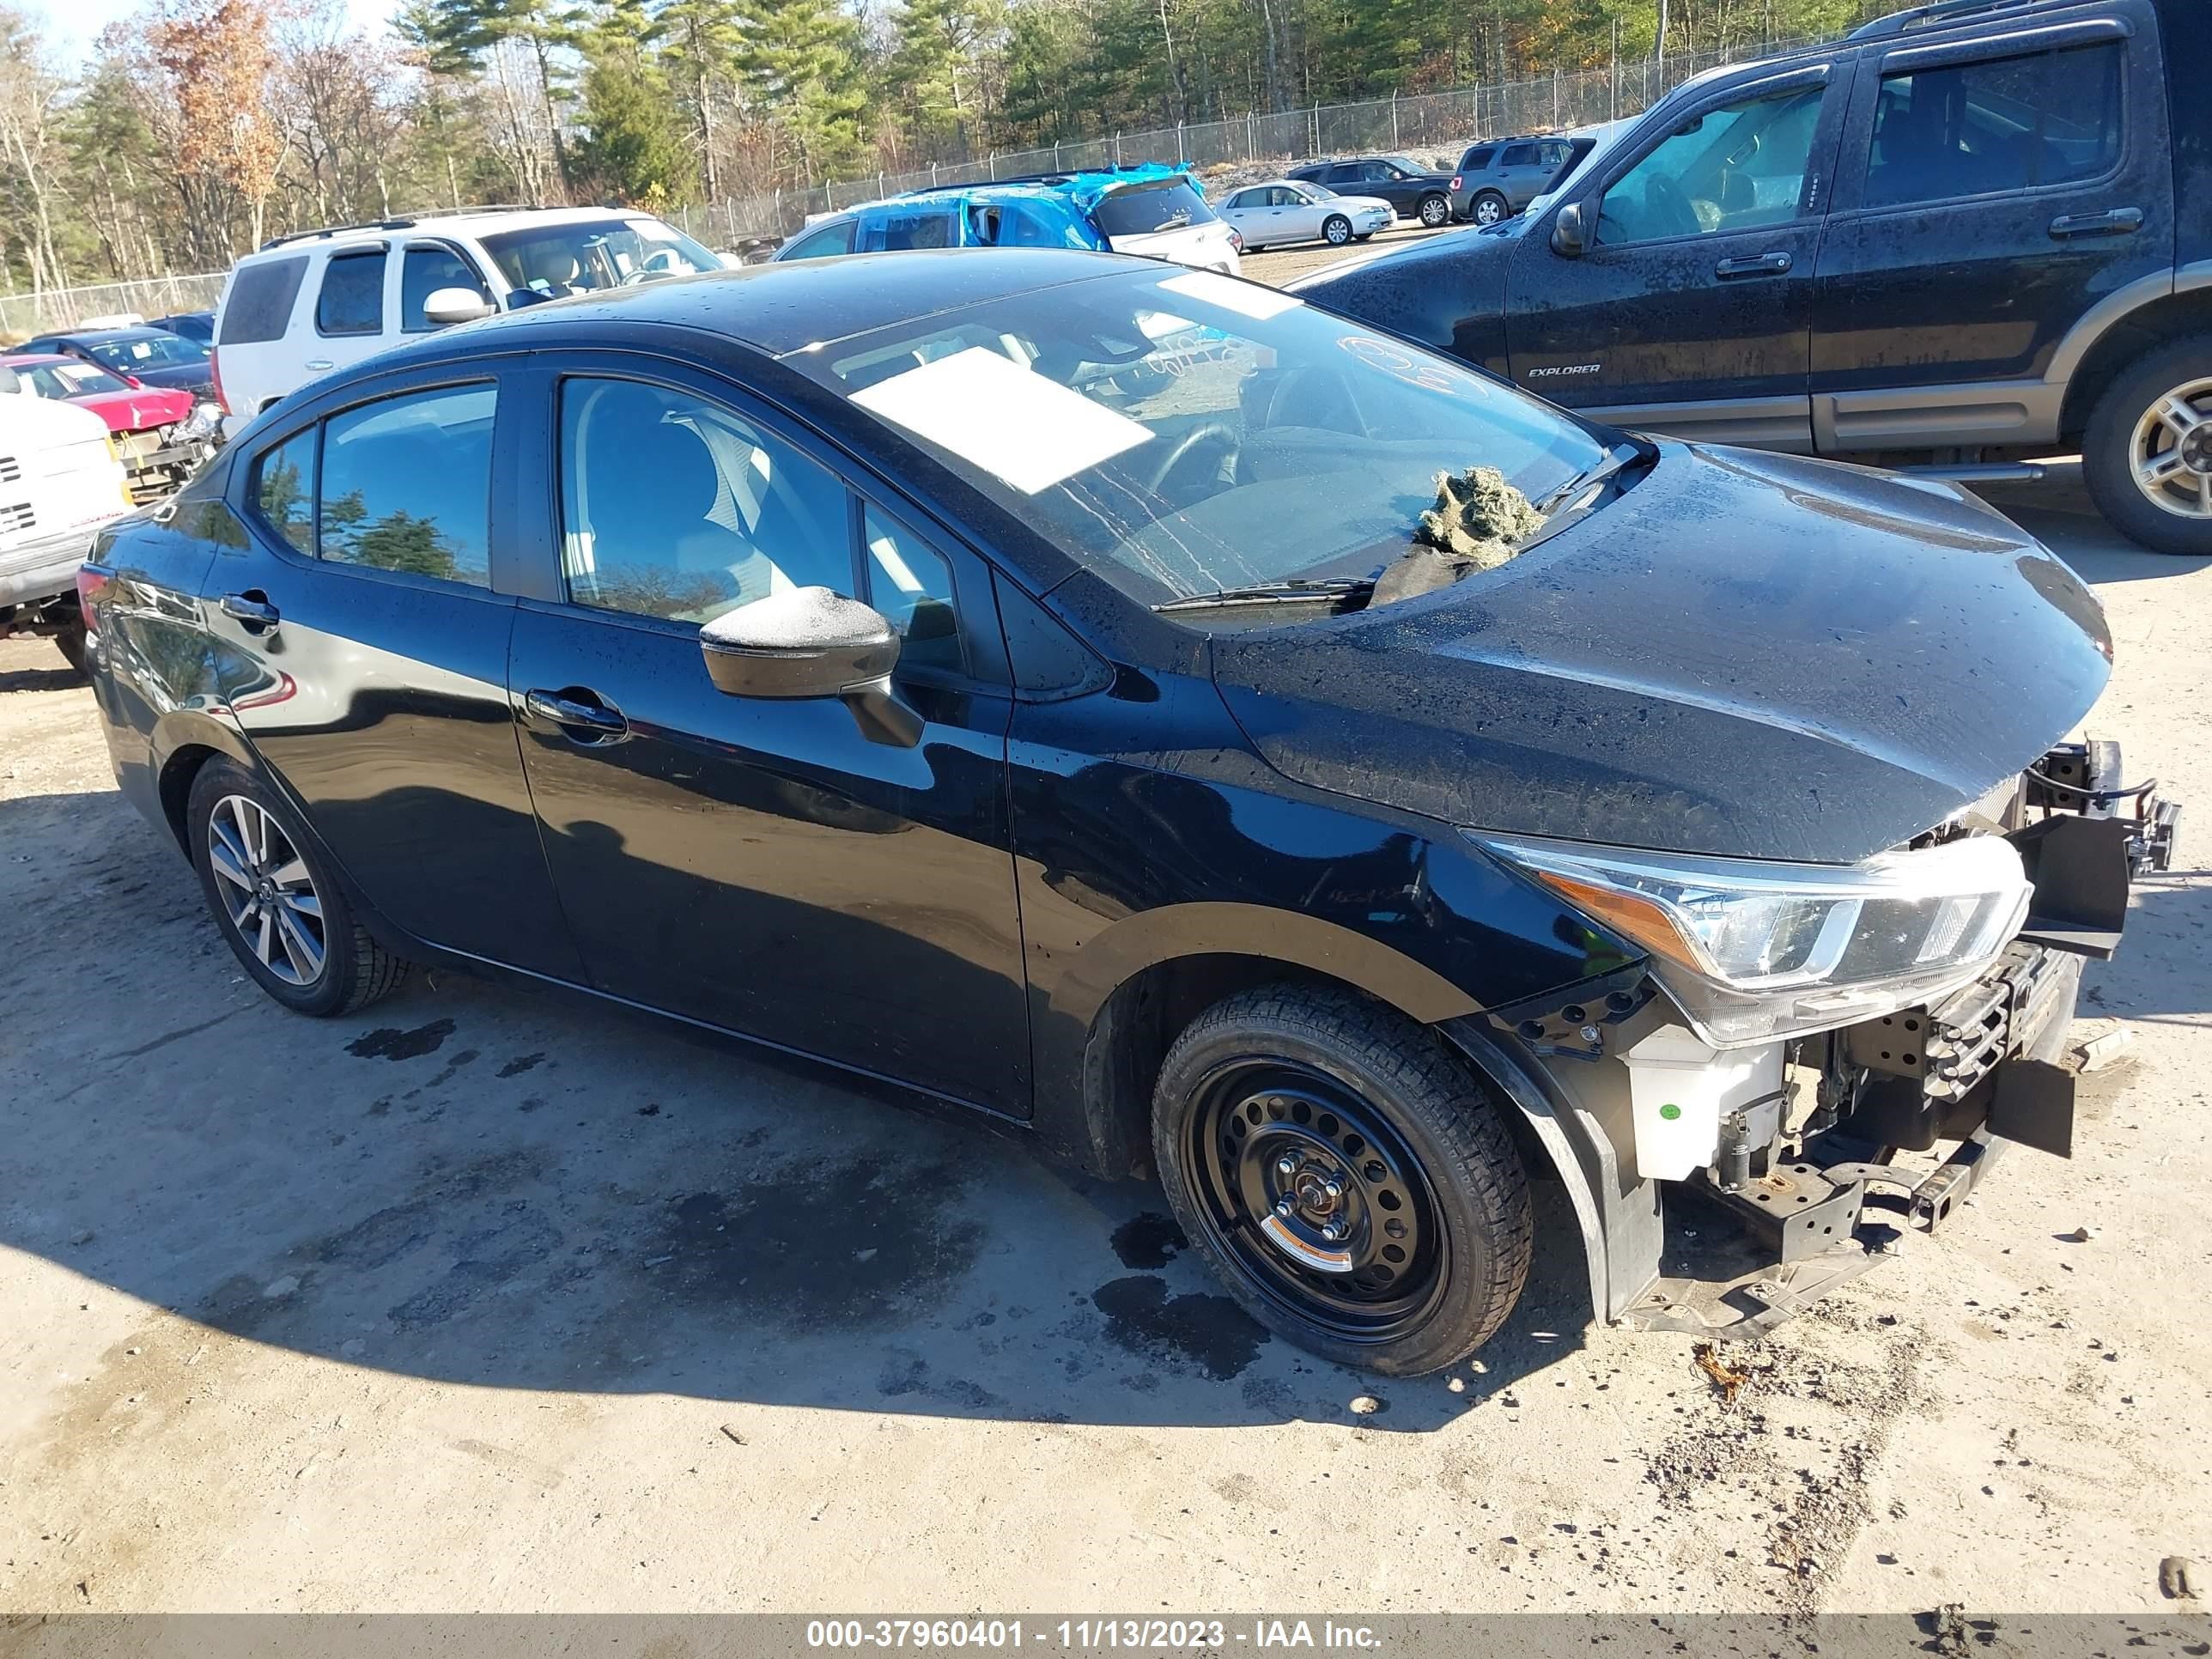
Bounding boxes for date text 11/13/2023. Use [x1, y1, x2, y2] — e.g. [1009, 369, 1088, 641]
[805, 1620, 1384, 1650]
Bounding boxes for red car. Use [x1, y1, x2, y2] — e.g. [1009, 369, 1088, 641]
[0, 352, 216, 501]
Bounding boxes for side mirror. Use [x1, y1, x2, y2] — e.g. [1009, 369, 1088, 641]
[423, 287, 496, 326]
[700, 586, 921, 747]
[125, 374, 145, 388]
[1551, 201, 1589, 258]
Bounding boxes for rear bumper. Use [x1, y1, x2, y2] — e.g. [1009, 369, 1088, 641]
[0, 522, 106, 610]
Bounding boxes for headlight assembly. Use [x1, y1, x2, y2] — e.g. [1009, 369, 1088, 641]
[1474, 832, 2033, 1047]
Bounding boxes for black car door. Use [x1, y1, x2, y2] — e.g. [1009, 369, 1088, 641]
[1502, 59, 1851, 448]
[500, 359, 1032, 1116]
[1810, 4, 2170, 451]
[211, 365, 583, 978]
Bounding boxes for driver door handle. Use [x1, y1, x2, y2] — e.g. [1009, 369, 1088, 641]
[524, 687, 630, 741]
[2049, 207, 2142, 239]
[1716, 251, 1792, 278]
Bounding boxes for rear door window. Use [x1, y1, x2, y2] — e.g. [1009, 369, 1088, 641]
[318, 385, 495, 586]
[221, 257, 309, 345]
[1864, 41, 2124, 209]
[1462, 145, 1498, 172]
[1502, 143, 1539, 167]
[315, 250, 387, 337]
[252, 428, 318, 556]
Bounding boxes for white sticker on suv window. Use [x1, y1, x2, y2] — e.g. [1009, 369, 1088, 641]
[1158, 269, 1302, 319]
[848, 346, 1152, 495]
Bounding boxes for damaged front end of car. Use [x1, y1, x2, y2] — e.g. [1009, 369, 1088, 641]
[1443, 744, 2179, 1339]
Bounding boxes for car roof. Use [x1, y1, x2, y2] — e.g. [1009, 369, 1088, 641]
[357, 249, 1143, 368]
[35, 326, 176, 345]
[1, 352, 73, 366]
[241, 204, 675, 261]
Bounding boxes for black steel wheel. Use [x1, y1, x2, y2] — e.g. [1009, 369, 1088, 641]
[1153, 987, 1532, 1374]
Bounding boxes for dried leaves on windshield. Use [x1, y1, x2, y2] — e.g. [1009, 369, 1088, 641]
[1370, 466, 1545, 605]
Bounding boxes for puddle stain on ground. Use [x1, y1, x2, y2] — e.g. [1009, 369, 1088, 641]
[1109, 1212, 1188, 1270]
[653, 1153, 986, 1332]
[1091, 1274, 1268, 1382]
[346, 1019, 457, 1061]
[498, 1053, 546, 1079]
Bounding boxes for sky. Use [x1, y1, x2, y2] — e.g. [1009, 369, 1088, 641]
[39, 0, 405, 70]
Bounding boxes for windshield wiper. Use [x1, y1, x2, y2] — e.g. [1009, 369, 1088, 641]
[1152, 577, 1373, 613]
[1534, 439, 1653, 514]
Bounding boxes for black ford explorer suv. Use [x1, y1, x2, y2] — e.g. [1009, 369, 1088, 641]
[81, 251, 2176, 1375]
[1296, 0, 2212, 554]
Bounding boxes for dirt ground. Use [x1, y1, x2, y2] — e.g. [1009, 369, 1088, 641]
[1, 467, 2207, 1617]
[1239, 221, 1448, 286]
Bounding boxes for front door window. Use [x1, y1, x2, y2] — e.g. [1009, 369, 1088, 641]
[1598, 83, 1826, 246]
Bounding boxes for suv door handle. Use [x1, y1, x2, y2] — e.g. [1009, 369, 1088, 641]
[303, 358, 334, 371]
[220, 591, 280, 630]
[2049, 208, 2142, 239]
[523, 687, 630, 742]
[1716, 252, 1793, 278]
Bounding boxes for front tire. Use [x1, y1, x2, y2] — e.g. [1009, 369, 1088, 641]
[1152, 987, 1533, 1376]
[2083, 334, 2212, 554]
[1417, 193, 1450, 228]
[1322, 214, 1352, 246]
[186, 757, 410, 1016]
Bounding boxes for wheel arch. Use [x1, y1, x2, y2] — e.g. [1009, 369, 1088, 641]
[150, 712, 258, 851]
[1034, 902, 1482, 1181]
[2057, 285, 2212, 444]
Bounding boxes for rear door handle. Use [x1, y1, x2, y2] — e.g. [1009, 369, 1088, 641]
[303, 358, 334, 371]
[2049, 208, 2142, 239]
[1716, 251, 1793, 278]
[220, 591, 279, 630]
[524, 687, 630, 741]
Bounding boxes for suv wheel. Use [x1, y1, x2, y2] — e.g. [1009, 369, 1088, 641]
[186, 757, 410, 1016]
[52, 612, 87, 676]
[2084, 335, 2212, 555]
[1417, 193, 1451, 228]
[1322, 213, 1352, 246]
[1152, 986, 1533, 1376]
[1471, 191, 1509, 227]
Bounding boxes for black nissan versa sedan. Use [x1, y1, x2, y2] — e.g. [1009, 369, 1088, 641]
[81, 250, 2178, 1375]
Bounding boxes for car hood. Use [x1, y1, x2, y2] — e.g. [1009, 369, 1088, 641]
[74, 386, 195, 432]
[1209, 443, 2112, 865]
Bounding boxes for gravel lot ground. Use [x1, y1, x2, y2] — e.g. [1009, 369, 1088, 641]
[1239, 221, 1448, 286]
[1, 448, 2207, 1613]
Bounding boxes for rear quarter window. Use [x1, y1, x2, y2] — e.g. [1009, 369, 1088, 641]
[1461, 145, 1498, 171]
[220, 257, 310, 345]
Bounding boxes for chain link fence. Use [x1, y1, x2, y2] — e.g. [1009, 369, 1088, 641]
[1, 271, 228, 345]
[672, 34, 1829, 246]
[9, 32, 1824, 334]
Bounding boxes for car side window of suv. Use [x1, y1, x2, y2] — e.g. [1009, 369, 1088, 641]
[1462, 145, 1498, 173]
[318, 385, 495, 586]
[1597, 82, 1826, 246]
[559, 376, 853, 625]
[314, 249, 386, 337]
[1863, 41, 2123, 210]
[400, 245, 490, 332]
[252, 428, 318, 556]
[1502, 143, 1540, 167]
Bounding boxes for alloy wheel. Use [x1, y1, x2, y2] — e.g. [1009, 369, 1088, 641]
[1182, 1057, 1447, 1344]
[1419, 197, 1449, 228]
[1474, 197, 1504, 226]
[2129, 376, 2212, 520]
[1325, 217, 1351, 246]
[206, 794, 327, 987]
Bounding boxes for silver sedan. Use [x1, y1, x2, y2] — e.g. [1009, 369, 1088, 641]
[1217, 180, 1395, 251]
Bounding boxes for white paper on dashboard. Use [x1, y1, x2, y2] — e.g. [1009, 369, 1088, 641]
[849, 346, 1154, 495]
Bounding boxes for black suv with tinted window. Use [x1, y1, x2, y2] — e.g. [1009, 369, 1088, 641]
[1297, 0, 2212, 554]
[1287, 155, 1456, 228]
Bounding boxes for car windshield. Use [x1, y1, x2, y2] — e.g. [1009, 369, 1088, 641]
[788, 268, 1608, 612]
[1092, 179, 1218, 236]
[20, 360, 131, 397]
[477, 216, 721, 297]
[1383, 155, 1425, 175]
[83, 333, 208, 371]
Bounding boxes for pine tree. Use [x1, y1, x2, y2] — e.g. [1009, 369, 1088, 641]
[738, 0, 869, 179]
[574, 0, 688, 204]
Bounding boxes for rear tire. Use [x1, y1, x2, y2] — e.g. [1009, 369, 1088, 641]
[1152, 986, 1533, 1376]
[1472, 191, 1509, 227]
[52, 613, 87, 676]
[1322, 214, 1352, 246]
[2083, 334, 2212, 555]
[1418, 193, 1450, 228]
[186, 757, 410, 1017]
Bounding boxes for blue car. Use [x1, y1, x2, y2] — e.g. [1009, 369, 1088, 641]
[776, 165, 1243, 274]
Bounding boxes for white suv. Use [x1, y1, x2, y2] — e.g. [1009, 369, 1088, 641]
[212, 206, 734, 434]
[0, 380, 131, 672]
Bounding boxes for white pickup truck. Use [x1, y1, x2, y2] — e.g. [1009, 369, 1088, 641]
[0, 376, 134, 673]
